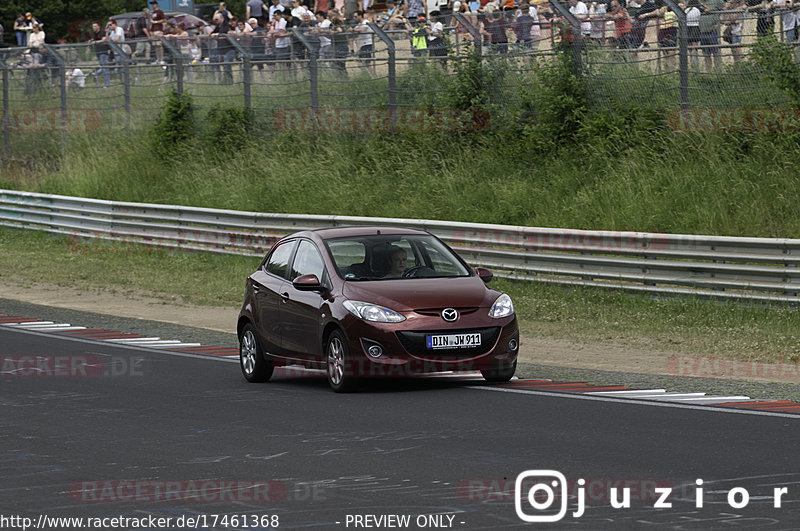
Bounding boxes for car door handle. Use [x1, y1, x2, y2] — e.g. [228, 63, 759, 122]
[253, 285, 260, 293]
[281, 292, 290, 302]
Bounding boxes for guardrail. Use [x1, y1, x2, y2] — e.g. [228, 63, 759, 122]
[3, 189, 800, 304]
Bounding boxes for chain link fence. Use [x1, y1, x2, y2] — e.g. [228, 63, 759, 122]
[0, 2, 798, 156]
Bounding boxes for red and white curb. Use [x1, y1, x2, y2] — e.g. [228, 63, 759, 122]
[0, 314, 238, 358]
[2, 313, 799, 415]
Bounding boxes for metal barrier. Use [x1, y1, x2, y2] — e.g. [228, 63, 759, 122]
[3, 188, 800, 304]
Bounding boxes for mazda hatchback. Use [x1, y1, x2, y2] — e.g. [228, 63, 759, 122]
[237, 227, 519, 392]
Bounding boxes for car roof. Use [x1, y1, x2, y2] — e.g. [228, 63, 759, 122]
[311, 226, 431, 240]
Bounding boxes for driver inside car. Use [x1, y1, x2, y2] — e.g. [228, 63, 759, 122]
[383, 246, 408, 277]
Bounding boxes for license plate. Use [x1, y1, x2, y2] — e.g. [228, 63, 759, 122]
[426, 333, 481, 349]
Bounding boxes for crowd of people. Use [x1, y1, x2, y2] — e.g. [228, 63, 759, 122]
[7, 0, 800, 91]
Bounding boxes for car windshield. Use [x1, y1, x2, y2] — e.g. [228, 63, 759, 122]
[325, 234, 471, 280]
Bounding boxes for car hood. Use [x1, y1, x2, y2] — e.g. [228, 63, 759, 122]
[341, 276, 498, 312]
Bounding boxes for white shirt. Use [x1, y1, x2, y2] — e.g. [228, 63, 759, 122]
[686, 6, 700, 26]
[775, 0, 797, 30]
[110, 26, 125, 42]
[274, 17, 291, 47]
[569, 1, 592, 34]
[69, 68, 86, 88]
[318, 18, 332, 47]
[292, 5, 310, 19]
[28, 30, 45, 48]
[354, 21, 373, 48]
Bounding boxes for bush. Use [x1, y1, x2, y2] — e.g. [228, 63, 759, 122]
[202, 105, 255, 158]
[148, 91, 195, 160]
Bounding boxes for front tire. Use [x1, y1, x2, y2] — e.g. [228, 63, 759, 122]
[240, 324, 274, 382]
[481, 360, 516, 383]
[326, 330, 357, 392]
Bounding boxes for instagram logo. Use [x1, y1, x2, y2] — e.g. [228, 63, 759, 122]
[514, 470, 569, 523]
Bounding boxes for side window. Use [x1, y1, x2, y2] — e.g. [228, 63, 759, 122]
[291, 240, 326, 280]
[265, 240, 296, 278]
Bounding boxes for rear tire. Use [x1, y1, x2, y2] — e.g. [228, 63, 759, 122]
[481, 360, 516, 383]
[326, 330, 357, 392]
[240, 324, 274, 382]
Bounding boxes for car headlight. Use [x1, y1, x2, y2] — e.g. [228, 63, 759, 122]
[344, 300, 406, 323]
[489, 293, 514, 318]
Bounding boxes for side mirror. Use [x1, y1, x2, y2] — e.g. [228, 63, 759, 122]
[293, 274, 324, 291]
[476, 267, 493, 283]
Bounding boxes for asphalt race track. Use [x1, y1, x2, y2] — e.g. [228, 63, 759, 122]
[2, 317, 800, 530]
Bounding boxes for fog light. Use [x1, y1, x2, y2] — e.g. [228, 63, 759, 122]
[367, 345, 383, 358]
[508, 338, 519, 352]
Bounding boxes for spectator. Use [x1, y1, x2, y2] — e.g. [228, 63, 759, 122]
[216, 2, 235, 22]
[211, 12, 237, 83]
[14, 13, 28, 47]
[408, 15, 429, 56]
[90, 22, 111, 88]
[686, 0, 702, 67]
[568, 0, 592, 37]
[27, 24, 45, 49]
[650, 3, 678, 68]
[315, 10, 334, 62]
[149, 0, 167, 63]
[270, 0, 287, 21]
[752, 0, 776, 36]
[513, 3, 536, 49]
[345, 0, 361, 21]
[406, 0, 426, 21]
[67, 61, 86, 88]
[23, 13, 42, 44]
[722, 0, 745, 62]
[353, 10, 375, 74]
[247, 0, 270, 27]
[272, 10, 292, 68]
[330, 9, 349, 75]
[609, 0, 634, 48]
[316, 0, 331, 15]
[130, 9, 152, 61]
[699, 0, 724, 69]
[773, 0, 797, 42]
[482, 9, 509, 53]
[428, 11, 448, 58]
[589, 1, 607, 43]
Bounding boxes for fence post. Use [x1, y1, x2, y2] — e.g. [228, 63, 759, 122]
[158, 39, 184, 96]
[0, 58, 8, 158]
[292, 29, 318, 112]
[453, 13, 482, 55]
[226, 35, 252, 110]
[44, 45, 67, 153]
[368, 22, 396, 129]
[664, 0, 689, 112]
[107, 41, 132, 130]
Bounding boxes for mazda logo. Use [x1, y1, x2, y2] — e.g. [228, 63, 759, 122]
[441, 308, 459, 322]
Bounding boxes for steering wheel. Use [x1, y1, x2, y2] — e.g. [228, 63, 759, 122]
[402, 265, 426, 278]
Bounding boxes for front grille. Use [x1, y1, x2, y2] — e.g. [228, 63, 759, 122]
[395, 327, 500, 360]
[415, 307, 479, 318]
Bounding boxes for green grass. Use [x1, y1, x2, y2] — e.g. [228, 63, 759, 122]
[5, 127, 800, 238]
[3, 226, 800, 363]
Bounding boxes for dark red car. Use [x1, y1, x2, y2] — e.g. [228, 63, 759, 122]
[237, 227, 519, 392]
